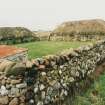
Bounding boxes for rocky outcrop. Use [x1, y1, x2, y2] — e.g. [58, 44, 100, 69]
[0, 40, 105, 105]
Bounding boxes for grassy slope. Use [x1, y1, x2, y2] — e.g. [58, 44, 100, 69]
[53, 19, 105, 34]
[74, 72, 105, 105]
[16, 41, 90, 58]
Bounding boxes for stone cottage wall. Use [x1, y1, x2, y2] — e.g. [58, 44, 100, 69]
[0, 40, 105, 105]
[49, 33, 105, 41]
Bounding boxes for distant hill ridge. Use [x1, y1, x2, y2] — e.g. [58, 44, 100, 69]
[50, 19, 105, 41]
[0, 27, 39, 44]
[54, 19, 105, 34]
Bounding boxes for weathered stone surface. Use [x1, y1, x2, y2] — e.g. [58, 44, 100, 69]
[37, 101, 44, 105]
[0, 96, 9, 105]
[10, 87, 19, 97]
[0, 85, 8, 96]
[19, 103, 25, 105]
[39, 84, 45, 91]
[9, 98, 19, 105]
[19, 95, 25, 103]
[1, 79, 6, 85]
[6, 78, 11, 84]
[41, 72, 46, 76]
[11, 79, 21, 85]
[16, 83, 27, 89]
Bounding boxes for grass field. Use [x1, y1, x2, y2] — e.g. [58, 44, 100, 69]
[16, 41, 91, 58]
[74, 72, 105, 105]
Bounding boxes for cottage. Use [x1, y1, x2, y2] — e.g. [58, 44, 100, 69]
[0, 45, 28, 62]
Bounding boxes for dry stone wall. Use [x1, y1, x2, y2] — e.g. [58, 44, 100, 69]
[49, 33, 105, 41]
[0, 40, 105, 105]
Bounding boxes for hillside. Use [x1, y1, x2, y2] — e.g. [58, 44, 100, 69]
[53, 19, 105, 34]
[34, 31, 51, 41]
[50, 19, 105, 41]
[0, 27, 39, 44]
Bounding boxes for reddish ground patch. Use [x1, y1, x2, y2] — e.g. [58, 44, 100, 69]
[0, 45, 28, 58]
[94, 62, 105, 78]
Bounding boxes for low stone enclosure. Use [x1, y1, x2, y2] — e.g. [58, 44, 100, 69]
[0, 40, 105, 105]
[49, 33, 105, 41]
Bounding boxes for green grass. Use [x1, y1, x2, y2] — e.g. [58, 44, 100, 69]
[74, 72, 105, 105]
[16, 41, 90, 58]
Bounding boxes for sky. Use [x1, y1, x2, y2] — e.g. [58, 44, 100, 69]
[0, 0, 104, 31]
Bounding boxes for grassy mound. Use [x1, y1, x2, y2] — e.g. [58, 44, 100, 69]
[53, 19, 105, 35]
[0, 27, 39, 44]
[50, 19, 105, 41]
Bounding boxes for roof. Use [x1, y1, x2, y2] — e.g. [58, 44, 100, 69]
[0, 45, 28, 58]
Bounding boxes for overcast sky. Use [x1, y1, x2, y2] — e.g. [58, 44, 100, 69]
[0, 0, 104, 31]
